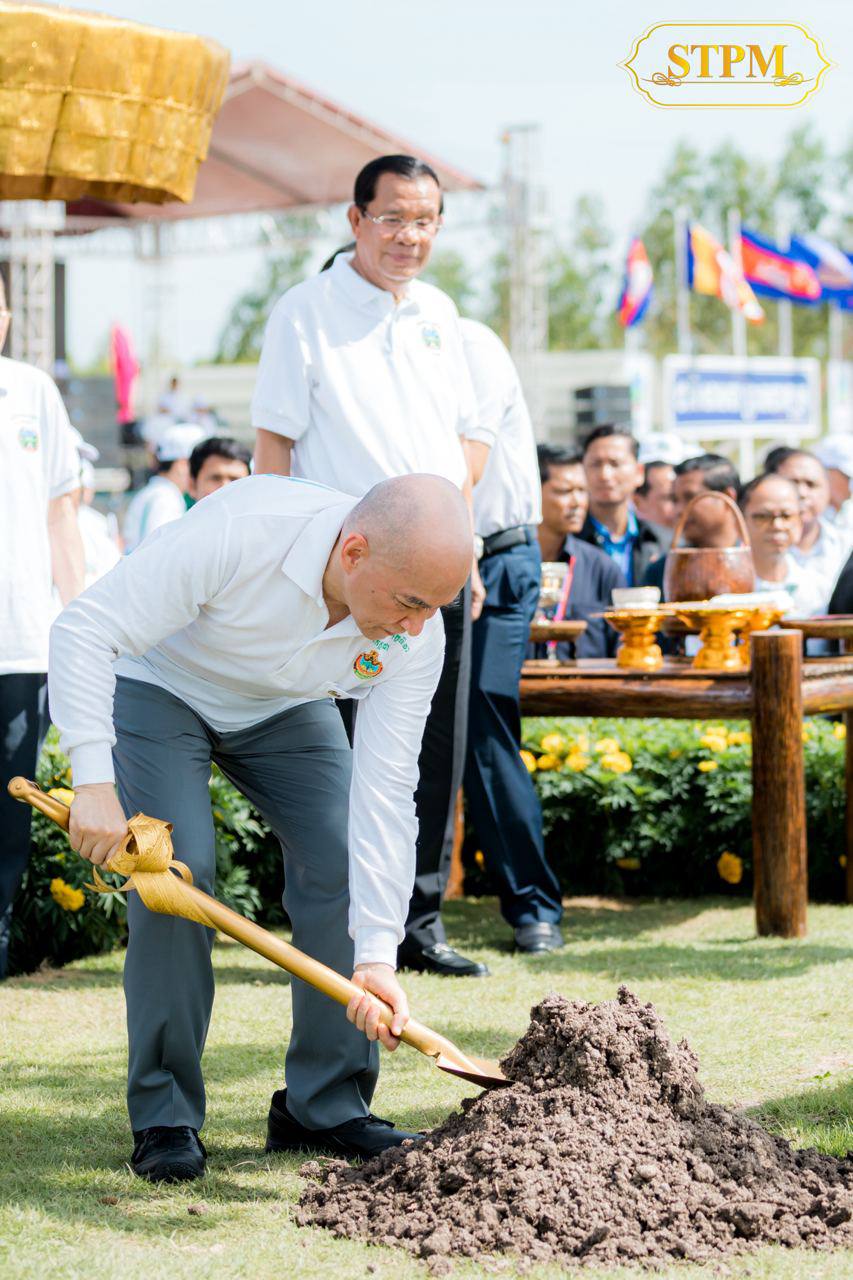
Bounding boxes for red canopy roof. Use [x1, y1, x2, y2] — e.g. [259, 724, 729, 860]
[67, 61, 481, 223]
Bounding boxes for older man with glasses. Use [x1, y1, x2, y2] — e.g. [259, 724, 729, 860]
[251, 155, 488, 979]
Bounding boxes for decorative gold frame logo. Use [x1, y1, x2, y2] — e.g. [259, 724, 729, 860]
[621, 21, 833, 109]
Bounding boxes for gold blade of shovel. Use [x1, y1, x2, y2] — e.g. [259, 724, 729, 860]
[9, 777, 508, 1090]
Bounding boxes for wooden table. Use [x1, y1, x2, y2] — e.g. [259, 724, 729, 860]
[520, 630, 853, 936]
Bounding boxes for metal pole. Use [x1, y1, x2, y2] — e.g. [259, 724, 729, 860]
[829, 303, 843, 364]
[776, 209, 793, 358]
[727, 207, 747, 359]
[674, 205, 691, 356]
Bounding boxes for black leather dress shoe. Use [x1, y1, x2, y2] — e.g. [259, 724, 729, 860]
[265, 1089, 422, 1161]
[131, 1125, 207, 1182]
[514, 922, 564, 953]
[397, 942, 490, 977]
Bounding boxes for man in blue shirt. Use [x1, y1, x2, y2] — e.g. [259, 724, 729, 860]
[578, 424, 671, 585]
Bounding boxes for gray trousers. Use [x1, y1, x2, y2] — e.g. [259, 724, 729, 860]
[112, 676, 378, 1134]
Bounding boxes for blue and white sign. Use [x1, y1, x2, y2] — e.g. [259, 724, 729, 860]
[663, 356, 821, 438]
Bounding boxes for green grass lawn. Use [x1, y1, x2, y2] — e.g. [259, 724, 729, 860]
[1, 896, 851, 1280]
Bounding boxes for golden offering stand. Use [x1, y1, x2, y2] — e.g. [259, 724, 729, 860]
[600, 607, 674, 671]
[672, 604, 761, 671]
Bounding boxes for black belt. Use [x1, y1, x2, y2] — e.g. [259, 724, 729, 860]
[481, 524, 537, 560]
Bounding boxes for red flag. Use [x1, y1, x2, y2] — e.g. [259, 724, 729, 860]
[110, 325, 139, 425]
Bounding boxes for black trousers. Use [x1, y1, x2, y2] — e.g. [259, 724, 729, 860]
[464, 543, 562, 927]
[0, 673, 48, 978]
[338, 584, 472, 954]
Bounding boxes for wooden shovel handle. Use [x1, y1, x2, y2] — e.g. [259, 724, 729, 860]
[8, 776, 71, 831]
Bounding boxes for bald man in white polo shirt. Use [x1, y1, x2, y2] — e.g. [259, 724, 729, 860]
[251, 155, 488, 979]
[49, 473, 472, 1181]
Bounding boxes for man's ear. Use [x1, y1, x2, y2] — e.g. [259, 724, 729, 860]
[346, 204, 361, 237]
[340, 532, 368, 574]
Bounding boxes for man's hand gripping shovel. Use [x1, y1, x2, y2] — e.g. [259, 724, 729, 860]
[9, 777, 507, 1090]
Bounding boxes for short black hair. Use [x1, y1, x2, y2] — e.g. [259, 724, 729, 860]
[354, 155, 443, 214]
[537, 443, 584, 485]
[189, 436, 252, 481]
[636, 459, 674, 498]
[764, 445, 820, 473]
[581, 423, 639, 459]
[675, 452, 741, 494]
[738, 471, 798, 509]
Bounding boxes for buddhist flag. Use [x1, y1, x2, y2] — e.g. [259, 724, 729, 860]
[686, 223, 764, 324]
[617, 237, 653, 327]
[739, 227, 822, 305]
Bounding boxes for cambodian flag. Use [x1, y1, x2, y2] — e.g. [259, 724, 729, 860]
[739, 227, 822, 305]
[617, 237, 653, 327]
[790, 235, 853, 308]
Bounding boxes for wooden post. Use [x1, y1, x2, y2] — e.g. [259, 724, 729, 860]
[445, 789, 466, 901]
[751, 630, 807, 937]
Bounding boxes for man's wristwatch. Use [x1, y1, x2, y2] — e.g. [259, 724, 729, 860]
[473, 534, 484, 561]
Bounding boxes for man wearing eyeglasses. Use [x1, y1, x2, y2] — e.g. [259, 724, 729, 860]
[0, 278, 85, 978]
[251, 156, 488, 980]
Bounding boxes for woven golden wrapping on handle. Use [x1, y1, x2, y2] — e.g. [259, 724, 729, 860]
[0, 2, 230, 203]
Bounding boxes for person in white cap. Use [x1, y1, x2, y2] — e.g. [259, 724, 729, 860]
[65, 428, 121, 586]
[122, 424, 205, 553]
[814, 434, 853, 531]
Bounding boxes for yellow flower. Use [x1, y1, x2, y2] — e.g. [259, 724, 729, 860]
[566, 751, 590, 772]
[840, 855, 848, 868]
[616, 857, 641, 871]
[699, 733, 727, 752]
[727, 730, 750, 746]
[717, 852, 743, 885]
[48, 787, 75, 807]
[698, 760, 718, 773]
[520, 750, 537, 773]
[669, 749, 681, 760]
[536, 753, 562, 771]
[540, 733, 567, 756]
[594, 737, 620, 755]
[600, 751, 633, 774]
[474, 850, 486, 870]
[574, 734, 590, 753]
[833, 723, 847, 741]
[49, 877, 85, 911]
[802, 728, 811, 743]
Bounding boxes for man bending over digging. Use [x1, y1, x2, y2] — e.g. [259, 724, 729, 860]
[48, 473, 472, 1182]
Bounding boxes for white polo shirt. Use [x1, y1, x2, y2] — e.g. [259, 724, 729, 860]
[0, 355, 81, 674]
[122, 474, 187, 552]
[460, 319, 542, 537]
[49, 476, 445, 967]
[250, 253, 476, 495]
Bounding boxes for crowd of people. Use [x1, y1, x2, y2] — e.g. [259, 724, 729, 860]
[2, 152, 852, 1184]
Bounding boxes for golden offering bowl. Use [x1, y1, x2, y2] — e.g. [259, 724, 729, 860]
[671, 603, 758, 671]
[600, 607, 673, 671]
[740, 606, 787, 660]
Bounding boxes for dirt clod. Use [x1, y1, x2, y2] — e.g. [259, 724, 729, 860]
[297, 987, 852, 1268]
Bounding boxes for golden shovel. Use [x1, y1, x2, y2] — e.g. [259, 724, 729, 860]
[9, 777, 507, 1090]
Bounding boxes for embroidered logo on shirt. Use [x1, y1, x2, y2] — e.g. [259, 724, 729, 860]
[17, 425, 39, 451]
[353, 649, 383, 680]
[420, 322, 441, 350]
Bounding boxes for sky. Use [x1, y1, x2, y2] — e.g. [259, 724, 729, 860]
[63, 0, 852, 369]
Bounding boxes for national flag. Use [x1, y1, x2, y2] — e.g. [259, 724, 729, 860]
[617, 237, 654, 327]
[686, 223, 764, 323]
[790, 233, 853, 296]
[739, 227, 822, 305]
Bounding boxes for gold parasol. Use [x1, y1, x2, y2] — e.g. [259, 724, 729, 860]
[0, 2, 230, 203]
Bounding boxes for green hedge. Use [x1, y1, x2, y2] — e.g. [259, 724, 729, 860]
[8, 718, 849, 975]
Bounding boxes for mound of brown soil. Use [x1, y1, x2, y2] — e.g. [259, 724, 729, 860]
[297, 988, 852, 1270]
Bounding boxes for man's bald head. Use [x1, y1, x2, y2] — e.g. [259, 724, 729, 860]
[331, 474, 473, 641]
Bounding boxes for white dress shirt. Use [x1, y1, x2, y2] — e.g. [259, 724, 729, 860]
[0, 355, 81, 674]
[122, 474, 187, 553]
[789, 517, 853, 612]
[250, 253, 476, 495]
[460, 319, 543, 536]
[49, 476, 445, 967]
